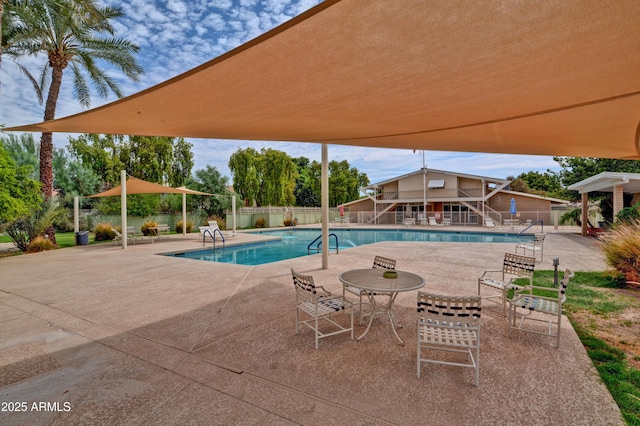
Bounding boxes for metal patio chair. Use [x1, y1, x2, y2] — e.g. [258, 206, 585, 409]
[515, 233, 546, 262]
[508, 269, 574, 348]
[478, 253, 535, 315]
[417, 292, 482, 386]
[292, 269, 353, 349]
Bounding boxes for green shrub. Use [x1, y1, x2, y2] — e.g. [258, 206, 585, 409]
[255, 217, 266, 228]
[141, 220, 158, 236]
[94, 223, 116, 241]
[616, 202, 640, 224]
[175, 220, 193, 233]
[27, 235, 55, 252]
[599, 220, 640, 283]
[3, 199, 62, 251]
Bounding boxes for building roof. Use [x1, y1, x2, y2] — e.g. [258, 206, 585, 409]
[500, 189, 570, 205]
[567, 172, 640, 193]
[365, 168, 510, 189]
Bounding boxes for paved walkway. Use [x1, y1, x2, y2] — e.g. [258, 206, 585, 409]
[0, 226, 624, 425]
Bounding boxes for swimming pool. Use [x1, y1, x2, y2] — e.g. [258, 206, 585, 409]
[165, 228, 531, 266]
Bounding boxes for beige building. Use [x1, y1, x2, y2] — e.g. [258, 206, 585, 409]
[342, 168, 569, 227]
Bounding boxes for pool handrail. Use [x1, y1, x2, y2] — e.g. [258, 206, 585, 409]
[307, 233, 339, 255]
[518, 220, 543, 236]
[202, 228, 225, 249]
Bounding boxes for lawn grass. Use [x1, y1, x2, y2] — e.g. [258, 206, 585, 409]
[0, 232, 101, 249]
[526, 270, 640, 425]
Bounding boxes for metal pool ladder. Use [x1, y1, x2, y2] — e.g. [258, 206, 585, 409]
[307, 233, 339, 255]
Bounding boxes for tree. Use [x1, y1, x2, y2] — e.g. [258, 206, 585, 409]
[0, 141, 41, 223]
[67, 133, 124, 187]
[52, 147, 100, 206]
[120, 136, 193, 185]
[260, 148, 298, 206]
[67, 134, 193, 189]
[1, 0, 43, 101]
[0, 132, 39, 179]
[5, 0, 143, 200]
[554, 156, 640, 222]
[187, 165, 234, 217]
[328, 159, 369, 207]
[170, 138, 194, 187]
[229, 147, 299, 207]
[293, 157, 321, 207]
[554, 157, 640, 190]
[516, 170, 562, 195]
[228, 147, 262, 207]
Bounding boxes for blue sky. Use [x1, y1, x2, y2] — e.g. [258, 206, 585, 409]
[0, 0, 561, 185]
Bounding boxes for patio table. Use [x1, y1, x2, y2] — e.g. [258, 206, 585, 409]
[339, 269, 425, 345]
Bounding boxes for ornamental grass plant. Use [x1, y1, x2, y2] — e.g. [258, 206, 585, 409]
[93, 223, 116, 241]
[599, 220, 640, 283]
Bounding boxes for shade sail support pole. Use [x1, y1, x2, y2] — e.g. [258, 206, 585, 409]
[73, 196, 79, 234]
[182, 193, 187, 236]
[121, 170, 127, 249]
[322, 143, 329, 269]
[232, 195, 237, 236]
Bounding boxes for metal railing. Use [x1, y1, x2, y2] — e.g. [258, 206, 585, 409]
[307, 233, 339, 255]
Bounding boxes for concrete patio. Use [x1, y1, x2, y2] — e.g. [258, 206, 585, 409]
[0, 226, 624, 425]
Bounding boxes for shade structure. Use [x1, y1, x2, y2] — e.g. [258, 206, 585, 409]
[85, 176, 213, 248]
[86, 177, 212, 198]
[5, 0, 640, 160]
[510, 198, 517, 217]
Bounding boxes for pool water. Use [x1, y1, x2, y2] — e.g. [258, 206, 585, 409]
[165, 228, 531, 266]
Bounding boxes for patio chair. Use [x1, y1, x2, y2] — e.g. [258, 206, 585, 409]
[484, 217, 497, 228]
[515, 233, 546, 262]
[201, 221, 230, 243]
[428, 217, 441, 226]
[478, 253, 535, 315]
[417, 292, 482, 386]
[343, 256, 396, 324]
[442, 218, 451, 226]
[126, 226, 139, 244]
[508, 269, 574, 348]
[112, 227, 135, 245]
[292, 269, 354, 349]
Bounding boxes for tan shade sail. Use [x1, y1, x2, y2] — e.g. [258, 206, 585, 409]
[86, 177, 213, 197]
[6, 0, 640, 159]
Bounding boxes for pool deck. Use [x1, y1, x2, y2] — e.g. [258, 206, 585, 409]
[0, 225, 624, 425]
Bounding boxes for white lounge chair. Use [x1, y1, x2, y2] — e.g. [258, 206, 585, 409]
[112, 227, 136, 245]
[403, 218, 415, 226]
[428, 217, 441, 226]
[484, 217, 497, 228]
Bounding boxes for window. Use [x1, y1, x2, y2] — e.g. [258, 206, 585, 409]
[428, 179, 445, 189]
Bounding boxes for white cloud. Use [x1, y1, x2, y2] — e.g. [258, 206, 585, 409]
[166, 0, 188, 15]
[210, 0, 233, 11]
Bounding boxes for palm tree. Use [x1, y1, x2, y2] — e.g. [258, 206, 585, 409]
[5, 0, 143, 200]
[5, 0, 142, 242]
